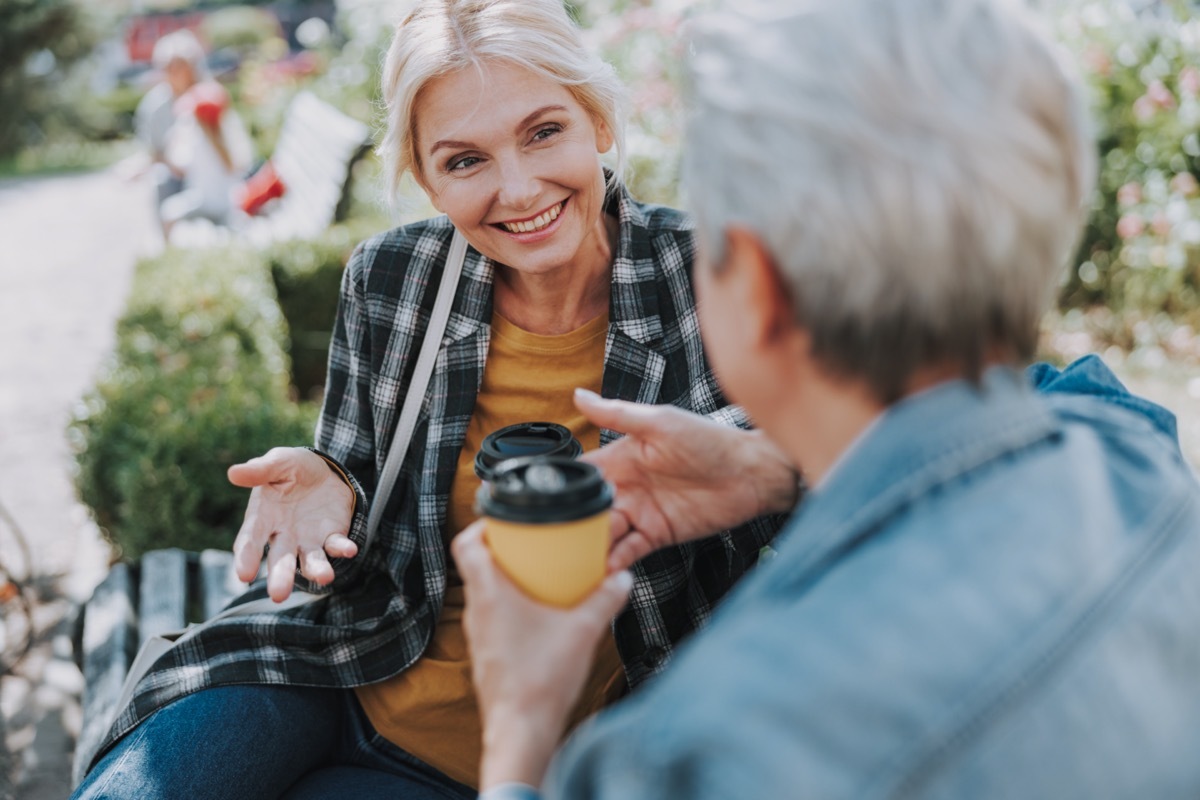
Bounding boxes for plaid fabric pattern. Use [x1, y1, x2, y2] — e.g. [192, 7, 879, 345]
[91, 186, 783, 769]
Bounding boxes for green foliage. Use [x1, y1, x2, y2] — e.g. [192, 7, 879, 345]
[265, 217, 387, 400]
[1055, 3, 1200, 326]
[0, 0, 98, 157]
[70, 244, 318, 559]
[200, 5, 282, 52]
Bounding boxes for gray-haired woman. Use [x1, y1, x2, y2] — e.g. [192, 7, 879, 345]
[71, 2, 785, 798]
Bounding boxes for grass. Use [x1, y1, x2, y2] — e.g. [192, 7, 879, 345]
[0, 139, 138, 181]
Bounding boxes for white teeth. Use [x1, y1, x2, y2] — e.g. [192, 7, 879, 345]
[502, 202, 562, 234]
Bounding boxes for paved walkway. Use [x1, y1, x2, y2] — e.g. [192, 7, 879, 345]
[0, 167, 158, 799]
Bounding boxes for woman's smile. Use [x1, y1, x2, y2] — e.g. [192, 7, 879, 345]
[494, 199, 568, 238]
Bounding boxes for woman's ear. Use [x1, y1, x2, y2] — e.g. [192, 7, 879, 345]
[594, 117, 615, 155]
[723, 227, 796, 351]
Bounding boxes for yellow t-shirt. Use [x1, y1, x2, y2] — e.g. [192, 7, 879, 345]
[355, 311, 626, 789]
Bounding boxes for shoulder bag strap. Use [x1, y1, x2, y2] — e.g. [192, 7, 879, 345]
[364, 227, 468, 552]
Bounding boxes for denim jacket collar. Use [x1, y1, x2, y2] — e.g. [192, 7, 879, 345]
[771, 366, 1060, 588]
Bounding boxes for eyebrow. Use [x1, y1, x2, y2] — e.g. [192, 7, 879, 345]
[428, 104, 569, 157]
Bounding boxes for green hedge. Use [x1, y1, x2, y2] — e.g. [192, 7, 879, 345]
[70, 244, 319, 559]
[265, 221, 375, 401]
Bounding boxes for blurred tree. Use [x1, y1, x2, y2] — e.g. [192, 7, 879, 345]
[0, 0, 96, 157]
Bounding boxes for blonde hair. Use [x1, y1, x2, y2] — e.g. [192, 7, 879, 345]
[380, 0, 627, 198]
[685, 0, 1097, 402]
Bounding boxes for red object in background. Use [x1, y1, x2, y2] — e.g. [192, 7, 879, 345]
[238, 161, 287, 216]
[125, 13, 204, 63]
[175, 82, 229, 127]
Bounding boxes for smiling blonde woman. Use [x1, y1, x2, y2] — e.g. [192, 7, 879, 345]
[70, 2, 786, 799]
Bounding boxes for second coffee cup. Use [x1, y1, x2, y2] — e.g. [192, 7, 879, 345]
[476, 455, 612, 608]
[473, 421, 583, 483]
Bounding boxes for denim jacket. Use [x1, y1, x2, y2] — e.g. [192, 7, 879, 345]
[508, 356, 1200, 799]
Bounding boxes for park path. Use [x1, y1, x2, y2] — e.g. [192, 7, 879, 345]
[0, 166, 158, 799]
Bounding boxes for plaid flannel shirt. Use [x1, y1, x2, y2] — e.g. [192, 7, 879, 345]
[90, 186, 782, 771]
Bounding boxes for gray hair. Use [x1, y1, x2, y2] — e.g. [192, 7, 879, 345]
[151, 29, 210, 80]
[684, 0, 1097, 402]
[381, 0, 628, 198]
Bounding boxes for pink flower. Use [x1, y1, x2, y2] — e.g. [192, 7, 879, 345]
[1151, 210, 1172, 238]
[1180, 66, 1200, 98]
[1117, 213, 1145, 240]
[1133, 94, 1158, 122]
[1170, 172, 1199, 197]
[1117, 182, 1142, 207]
[1082, 44, 1112, 77]
[1147, 79, 1176, 109]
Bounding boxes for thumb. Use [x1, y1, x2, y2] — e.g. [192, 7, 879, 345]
[576, 570, 634, 628]
[227, 457, 274, 487]
[227, 449, 292, 487]
[451, 521, 490, 586]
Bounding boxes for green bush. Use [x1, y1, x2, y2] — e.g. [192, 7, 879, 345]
[266, 215, 391, 400]
[1055, 1, 1200, 325]
[268, 228, 353, 401]
[0, 0, 97, 158]
[70, 244, 318, 559]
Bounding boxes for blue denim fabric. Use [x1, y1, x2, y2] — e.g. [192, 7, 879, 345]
[542, 357, 1200, 799]
[71, 685, 475, 800]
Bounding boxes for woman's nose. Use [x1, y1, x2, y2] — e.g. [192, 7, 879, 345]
[496, 159, 539, 212]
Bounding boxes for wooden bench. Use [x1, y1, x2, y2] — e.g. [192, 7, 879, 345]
[72, 548, 243, 786]
[170, 90, 373, 248]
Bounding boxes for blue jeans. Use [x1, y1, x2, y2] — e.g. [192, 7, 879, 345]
[71, 685, 476, 800]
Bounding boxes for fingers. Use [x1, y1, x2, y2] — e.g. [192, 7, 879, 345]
[301, 547, 334, 586]
[232, 532, 265, 584]
[573, 389, 664, 437]
[302, 533, 359, 586]
[232, 493, 268, 583]
[576, 570, 634, 628]
[608, 531, 653, 574]
[323, 533, 358, 559]
[265, 538, 298, 602]
[451, 520, 490, 589]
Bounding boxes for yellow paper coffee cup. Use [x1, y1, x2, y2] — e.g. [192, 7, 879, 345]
[476, 456, 613, 608]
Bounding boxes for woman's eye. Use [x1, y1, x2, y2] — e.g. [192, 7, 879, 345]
[531, 124, 562, 142]
[448, 155, 481, 172]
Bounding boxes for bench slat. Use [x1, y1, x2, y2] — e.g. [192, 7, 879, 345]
[73, 562, 136, 786]
[171, 91, 371, 247]
[199, 549, 242, 621]
[139, 549, 187, 645]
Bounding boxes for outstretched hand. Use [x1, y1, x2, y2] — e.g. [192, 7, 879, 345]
[576, 389, 800, 572]
[228, 447, 357, 602]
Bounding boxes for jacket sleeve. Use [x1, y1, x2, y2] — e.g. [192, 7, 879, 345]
[289, 243, 378, 591]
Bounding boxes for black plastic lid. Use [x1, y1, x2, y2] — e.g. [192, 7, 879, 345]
[474, 422, 583, 481]
[476, 456, 613, 523]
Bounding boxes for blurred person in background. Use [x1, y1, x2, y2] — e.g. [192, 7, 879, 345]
[70, 1, 783, 798]
[124, 28, 252, 241]
[452, 0, 1200, 797]
[157, 76, 252, 240]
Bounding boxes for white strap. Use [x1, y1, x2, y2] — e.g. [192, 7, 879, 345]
[365, 227, 468, 550]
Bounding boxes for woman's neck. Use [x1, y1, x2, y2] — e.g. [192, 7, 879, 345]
[492, 212, 619, 335]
